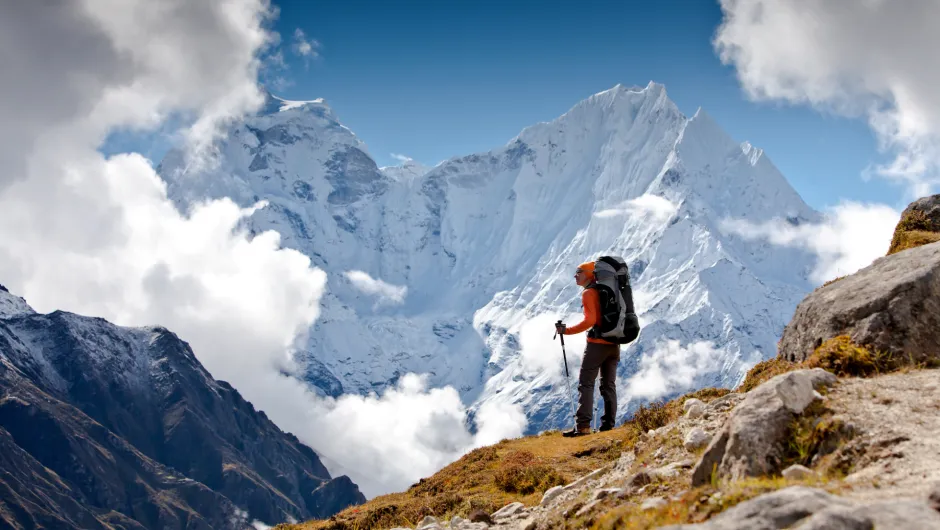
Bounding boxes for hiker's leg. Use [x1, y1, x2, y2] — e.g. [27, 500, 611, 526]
[576, 343, 604, 429]
[599, 344, 620, 428]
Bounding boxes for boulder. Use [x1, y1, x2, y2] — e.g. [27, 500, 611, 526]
[662, 486, 940, 528]
[691, 369, 836, 486]
[778, 238, 940, 366]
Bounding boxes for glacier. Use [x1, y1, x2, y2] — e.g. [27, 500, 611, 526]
[157, 81, 821, 439]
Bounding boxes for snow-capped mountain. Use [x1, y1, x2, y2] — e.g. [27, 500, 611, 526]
[0, 284, 364, 529]
[157, 82, 820, 433]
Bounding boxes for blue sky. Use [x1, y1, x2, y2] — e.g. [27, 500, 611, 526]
[263, 0, 905, 212]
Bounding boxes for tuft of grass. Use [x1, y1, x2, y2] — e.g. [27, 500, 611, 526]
[887, 208, 940, 255]
[735, 356, 800, 393]
[492, 450, 566, 494]
[804, 335, 894, 377]
[625, 387, 730, 436]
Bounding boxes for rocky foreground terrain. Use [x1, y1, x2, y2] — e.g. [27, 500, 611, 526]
[284, 196, 940, 530]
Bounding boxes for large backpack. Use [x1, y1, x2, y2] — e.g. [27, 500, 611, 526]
[588, 256, 640, 344]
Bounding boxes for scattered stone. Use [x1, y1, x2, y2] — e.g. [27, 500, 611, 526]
[468, 509, 493, 524]
[491, 502, 524, 519]
[686, 402, 706, 419]
[563, 465, 610, 491]
[593, 488, 622, 500]
[691, 369, 837, 486]
[684, 427, 710, 451]
[641, 497, 668, 510]
[652, 462, 683, 479]
[782, 464, 816, 480]
[417, 516, 440, 530]
[575, 500, 602, 517]
[626, 470, 652, 490]
[683, 398, 704, 413]
[540, 485, 565, 507]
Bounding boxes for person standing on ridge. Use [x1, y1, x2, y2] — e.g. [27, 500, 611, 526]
[555, 260, 621, 437]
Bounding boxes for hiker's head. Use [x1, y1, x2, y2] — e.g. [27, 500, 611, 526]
[574, 261, 594, 286]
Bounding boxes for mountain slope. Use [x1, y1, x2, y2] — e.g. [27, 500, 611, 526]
[156, 82, 820, 437]
[0, 284, 364, 529]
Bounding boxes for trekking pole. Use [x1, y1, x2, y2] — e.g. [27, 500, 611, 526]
[554, 320, 578, 428]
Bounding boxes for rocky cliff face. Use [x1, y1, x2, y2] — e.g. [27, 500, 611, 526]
[0, 286, 365, 530]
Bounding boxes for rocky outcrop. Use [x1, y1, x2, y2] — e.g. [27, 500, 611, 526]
[662, 485, 940, 529]
[690, 369, 837, 486]
[777, 240, 940, 365]
[888, 193, 940, 255]
[0, 288, 364, 529]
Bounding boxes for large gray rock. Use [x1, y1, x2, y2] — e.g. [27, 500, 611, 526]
[691, 369, 836, 486]
[778, 238, 940, 365]
[660, 486, 851, 529]
[661, 486, 940, 529]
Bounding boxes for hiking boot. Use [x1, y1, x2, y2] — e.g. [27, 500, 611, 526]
[599, 422, 614, 432]
[562, 426, 592, 437]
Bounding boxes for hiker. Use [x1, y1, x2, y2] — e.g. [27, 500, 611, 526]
[555, 260, 621, 437]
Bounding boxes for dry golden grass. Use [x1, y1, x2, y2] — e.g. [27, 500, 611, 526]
[887, 208, 940, 255]
[735, 356, 800, 393]
[281, 388, 729, 530]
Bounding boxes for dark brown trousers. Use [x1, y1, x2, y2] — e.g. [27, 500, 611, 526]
[576, 342, 620, 429]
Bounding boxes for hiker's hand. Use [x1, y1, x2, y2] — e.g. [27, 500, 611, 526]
[555, 322, 566, 334]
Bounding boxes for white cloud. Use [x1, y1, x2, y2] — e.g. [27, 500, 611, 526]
[391, 153, 414, 163]
[594, 194, 677, 222]
[517, 312, 587, 380]
[344, 270, 408, 305]
[303, 373, 526, 498]
[623, 340, 725, 401]
[0, 0, 529, 505]
[292, 28, 320, 61]
[714, 0, 940, 199]
[720, 201, 900, 284]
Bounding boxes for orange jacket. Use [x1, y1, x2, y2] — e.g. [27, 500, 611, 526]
[563, 288, 614, 345]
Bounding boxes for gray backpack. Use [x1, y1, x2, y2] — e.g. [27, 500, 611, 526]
[588, 256, 640, 344]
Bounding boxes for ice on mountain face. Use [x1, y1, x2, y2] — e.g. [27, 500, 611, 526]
[158, 82, 820, 433]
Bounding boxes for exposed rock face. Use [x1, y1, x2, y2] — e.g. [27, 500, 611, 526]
[778, 240, 940, 365]
[690, 369, 837, 487]
[661, 486, 940, 529]
[0, 289, 364, 529]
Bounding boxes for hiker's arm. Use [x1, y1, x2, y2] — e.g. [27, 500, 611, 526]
[564, 290, 598, 334]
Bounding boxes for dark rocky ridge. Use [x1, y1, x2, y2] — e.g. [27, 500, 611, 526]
[0, 290, 364, 529]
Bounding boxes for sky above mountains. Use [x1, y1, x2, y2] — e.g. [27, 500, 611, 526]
[260, 0, 931, 214]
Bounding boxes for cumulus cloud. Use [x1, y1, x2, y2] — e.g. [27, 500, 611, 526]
[304, 374, 527, 497]
[714, 0, 940, 198]
[292, 28, 320, 62]
[344, 270, 408, 305]
[720, 201, 900, 284]
[623, 340, 725, 401]
[594, 194, 678, 221]
[0, 0, 531, 507]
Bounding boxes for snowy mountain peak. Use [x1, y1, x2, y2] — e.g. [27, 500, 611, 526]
[0, 284, 34, 318]
[159, 81, 823, 480]
[380, 158, 432, 182]
[258, 87, 330, 116]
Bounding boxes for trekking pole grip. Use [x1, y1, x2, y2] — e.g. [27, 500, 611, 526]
[555, 320, 565, 346]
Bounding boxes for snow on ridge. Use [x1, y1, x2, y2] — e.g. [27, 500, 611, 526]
[0, 285, 34, 318]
